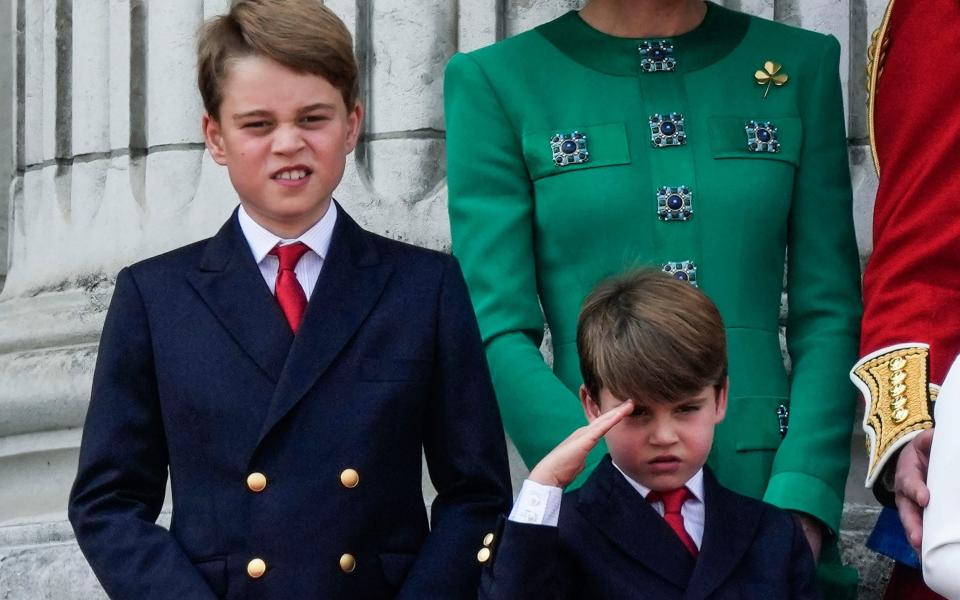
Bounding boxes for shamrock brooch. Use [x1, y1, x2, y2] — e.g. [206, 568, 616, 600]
[755, 61, 789, 98]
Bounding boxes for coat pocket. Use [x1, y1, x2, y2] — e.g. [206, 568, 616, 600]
[709, 116, 802, 166]
[522, 122, 630, 181]
[733, 396, 788, 452]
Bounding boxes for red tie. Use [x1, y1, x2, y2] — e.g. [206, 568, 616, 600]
[269, 242, 310, 333]
[647, 487, 698, 557]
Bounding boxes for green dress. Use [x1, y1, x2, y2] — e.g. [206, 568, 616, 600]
[445, 3, 860, 596]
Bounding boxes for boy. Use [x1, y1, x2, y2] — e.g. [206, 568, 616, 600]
[478, 271, 819, 599]
[68, 1, 511, 598]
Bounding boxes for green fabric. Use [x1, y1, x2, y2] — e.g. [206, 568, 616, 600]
[446, 0, 860, 555]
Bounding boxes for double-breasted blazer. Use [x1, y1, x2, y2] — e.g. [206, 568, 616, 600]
[479, 457, 820, 600]
[68, 205, 512, 599]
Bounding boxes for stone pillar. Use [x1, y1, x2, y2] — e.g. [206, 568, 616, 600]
[0, 1, 892, 597]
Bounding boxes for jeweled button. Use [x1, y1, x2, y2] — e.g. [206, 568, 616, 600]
[340, 553, 356, 573]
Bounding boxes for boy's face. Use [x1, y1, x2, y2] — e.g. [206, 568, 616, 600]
[580, 381, 728, 492]
[202, 55, 363, 238]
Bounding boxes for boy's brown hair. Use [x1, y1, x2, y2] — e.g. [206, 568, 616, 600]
[577, 270, 727, 404]
[197, 0, 359, 118]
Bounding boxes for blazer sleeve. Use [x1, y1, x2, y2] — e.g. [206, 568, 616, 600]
[762, 36, 863, 533]
[445, 51, 603, 475]
[787, 515, 823, 600]
[396, 255, 513, 599]
[479, 517, 574, 600]
[67, 268, 217, 599]
[921, 354, 960, 597]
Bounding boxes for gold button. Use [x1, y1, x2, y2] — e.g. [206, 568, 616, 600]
[483, 533, 495, 547]
[340, 468, 360, 489]
[339, 553, 356, 573]
[247, 472, 267, 492]
[247, 558, 267, 579]
[477, 547, 491, 563]
[890, 356, 907, 371]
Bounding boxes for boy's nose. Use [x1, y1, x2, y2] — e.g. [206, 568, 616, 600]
[272, 125, 306, 154]
[649, 420, 679, 445]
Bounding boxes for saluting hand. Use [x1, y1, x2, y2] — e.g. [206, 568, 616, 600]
[528, 400, 634, 489]
[895, 427, 934, 551]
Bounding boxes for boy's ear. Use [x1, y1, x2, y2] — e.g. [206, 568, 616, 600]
[713, 377, 730, 423]
[579, 384, 602, 423]
[202, 113, 228, 166]
[344, 102, 364, 154]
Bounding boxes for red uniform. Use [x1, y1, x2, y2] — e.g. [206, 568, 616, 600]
[852, 0, 960, 597]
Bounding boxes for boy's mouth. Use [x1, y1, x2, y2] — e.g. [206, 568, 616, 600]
[271, 166, 313, 181]
[648, 454, 682, 474]
[649, 454, 680, 464]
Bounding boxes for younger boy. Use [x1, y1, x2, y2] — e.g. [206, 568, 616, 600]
[68, 1, 511, 598]
[478, 271, 819, 599]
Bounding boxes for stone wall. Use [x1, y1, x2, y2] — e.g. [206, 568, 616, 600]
[0, 1, 896, 597]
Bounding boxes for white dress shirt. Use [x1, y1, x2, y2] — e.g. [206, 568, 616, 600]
[922, 353, 960, 599]
[509, 465, 706, 549]
[237, 203, 337, 300]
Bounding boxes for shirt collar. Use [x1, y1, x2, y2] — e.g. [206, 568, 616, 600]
[237, 202, 338, 264]
[612, 461, 705, 504]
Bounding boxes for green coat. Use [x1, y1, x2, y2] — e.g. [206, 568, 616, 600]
[446, 3, 860, 591]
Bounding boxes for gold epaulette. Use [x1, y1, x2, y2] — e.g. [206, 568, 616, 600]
[851, 343, 934, 488]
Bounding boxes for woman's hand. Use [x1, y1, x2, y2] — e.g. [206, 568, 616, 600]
[528, 400, 634, 489]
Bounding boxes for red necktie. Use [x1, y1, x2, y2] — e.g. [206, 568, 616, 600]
[269, 242, 310, 333]
[647, 487, 698, 557]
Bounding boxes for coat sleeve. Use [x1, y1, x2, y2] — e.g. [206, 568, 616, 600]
[395, 255, 513, 599]
[762, 36, 863, 533]
[479, 517, 574, 600]
[444, 51, 604, 476]
[849, 0, 960, 494]
[68, 268, 217, 599]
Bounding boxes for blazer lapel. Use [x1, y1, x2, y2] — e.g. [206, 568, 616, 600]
[186, 211, 293, 383]
[576, 457, 696, 590]
[683, 467, 761, 600]
[256, 206, 393, 446]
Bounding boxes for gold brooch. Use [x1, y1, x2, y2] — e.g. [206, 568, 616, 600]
[755, 61, 789, 98]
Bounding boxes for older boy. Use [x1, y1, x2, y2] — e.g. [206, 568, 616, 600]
[68, 1, 511, 598]
[478, 271, 819, 599]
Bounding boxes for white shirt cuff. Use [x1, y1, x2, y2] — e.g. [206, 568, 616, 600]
[508, 479, 563, 526]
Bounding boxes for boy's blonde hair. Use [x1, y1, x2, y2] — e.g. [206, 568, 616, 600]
[197, 0, 359, 118]
[577, 270, 728, 404]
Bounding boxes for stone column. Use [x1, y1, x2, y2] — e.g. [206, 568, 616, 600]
[0, 1, 891, 597]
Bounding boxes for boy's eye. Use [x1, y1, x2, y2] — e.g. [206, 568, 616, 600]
[300, 115, 328, 124]
[242, 121, 271, 129]
[676, 404, 702, 413]
[629, 406, 649, 417]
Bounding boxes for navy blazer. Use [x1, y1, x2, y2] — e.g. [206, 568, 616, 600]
[68, 205, 512, 599]
[480, 457, 820, 599]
